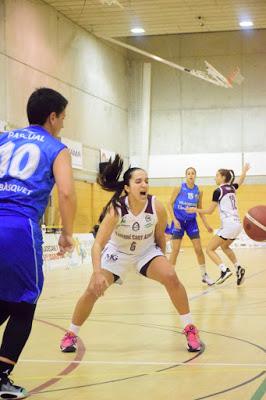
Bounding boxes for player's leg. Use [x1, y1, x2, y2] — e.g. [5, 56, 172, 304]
[60, 269, 116, 352]
[206, 236, 232, 284]
[169, 237, 182, 265]
[187, 219, 214, 285]
[0, 301, 36, 399]
[191, 238, 214, 285]
[220, 240, 245, 285]
[0, 300, 11, 326]
[169, 221, 184, 266]
[0, 217, 42, 399]
[140, 255, 202, 352]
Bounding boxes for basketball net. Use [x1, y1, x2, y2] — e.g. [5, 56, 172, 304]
[227, 67, 245, 86]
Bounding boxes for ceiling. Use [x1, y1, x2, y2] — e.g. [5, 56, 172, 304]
[44, 0, 266, 38]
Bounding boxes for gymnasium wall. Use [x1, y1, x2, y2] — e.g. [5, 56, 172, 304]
[0, 0, 129, 175]
[47, 181, 266, 248]
[127, 30, 266, 184]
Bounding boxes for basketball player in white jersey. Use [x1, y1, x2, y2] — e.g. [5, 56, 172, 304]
[187, 163, 250, 285]
[60, 155, 202, 353]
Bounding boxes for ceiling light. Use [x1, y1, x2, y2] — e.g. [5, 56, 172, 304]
[239, 20, 253, 28]
[131, 27, 145, 34]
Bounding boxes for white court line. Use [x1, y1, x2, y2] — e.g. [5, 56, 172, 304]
[20, 359, 266, 368]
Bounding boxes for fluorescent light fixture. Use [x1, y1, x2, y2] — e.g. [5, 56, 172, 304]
[131, 27, 145, 34]
[239, 20, 253, 28]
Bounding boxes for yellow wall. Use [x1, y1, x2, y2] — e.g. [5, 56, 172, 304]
[151, 184, 266, 246]
[46, 182, 266, 245]
[45, 181, 93, 233]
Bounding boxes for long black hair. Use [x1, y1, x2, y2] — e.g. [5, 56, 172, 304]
[97, 154, 143, 216]
[218, 169, 235, 185]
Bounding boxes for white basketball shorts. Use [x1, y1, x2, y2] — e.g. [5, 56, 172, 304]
[100, 243, 164, 284]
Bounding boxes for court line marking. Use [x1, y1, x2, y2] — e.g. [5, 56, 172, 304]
[20, 359, 266, 368]
[30, 265, 266, 396]
[250, 377, 266, 400]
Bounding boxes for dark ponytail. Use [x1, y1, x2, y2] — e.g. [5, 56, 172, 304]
[97, 154, 143, 215]
[218, 169, 235, 185]
[97, 154, 125, 215]
[229, 169, 235, 185]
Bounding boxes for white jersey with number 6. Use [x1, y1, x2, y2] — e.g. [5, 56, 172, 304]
[109, 194, 158, 255]
[101, 194, 164, 283]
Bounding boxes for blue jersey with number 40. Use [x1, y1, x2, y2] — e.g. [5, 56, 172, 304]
[0, 125, 66, 222]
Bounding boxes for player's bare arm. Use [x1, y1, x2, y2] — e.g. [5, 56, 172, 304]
[197, 191, 213, 232]
[53, 148, 76, 254]
[91, 208, 119, 297]
[155, 200, 168, 254]
[168, 186, 181, 229]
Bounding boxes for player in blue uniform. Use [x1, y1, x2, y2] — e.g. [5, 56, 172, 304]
[0, 88, 76, 398]
[167, 167, 214, 285]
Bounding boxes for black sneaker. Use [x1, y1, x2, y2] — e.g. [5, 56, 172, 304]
[236, 266, 245, 286]
[216, 268, 232, 285]
[0, 374, 27, 399]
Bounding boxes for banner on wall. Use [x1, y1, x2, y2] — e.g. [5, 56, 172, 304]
[61, 137, 83, 170]
[100, 149, 115, 163]
[42, 233, 94, 271]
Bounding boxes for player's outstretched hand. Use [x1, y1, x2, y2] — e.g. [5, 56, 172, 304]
[58, 233, 74, 255]
[90, 271, 109, 297]
[243, 163, 250, 173]
[173, 218, 181, 230]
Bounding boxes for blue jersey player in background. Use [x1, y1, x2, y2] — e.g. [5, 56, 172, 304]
[167, 167, 214, 286]
[0, 88, 76, 398]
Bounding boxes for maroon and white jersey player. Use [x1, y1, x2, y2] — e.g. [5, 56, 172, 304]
[104, 194, 163, 282]
[212, 183, 241, 239]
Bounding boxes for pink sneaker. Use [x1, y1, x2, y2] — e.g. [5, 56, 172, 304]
[183, 324, 202, 352]
[60, 331, 77, 353]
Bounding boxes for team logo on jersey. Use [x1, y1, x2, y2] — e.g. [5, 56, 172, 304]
[144, 223, 153, 229]
[132, 222, 140, 231]
[121, 217, 127, 224]
[106, 253, 118, 262]
[188, 193, 194, 200]
[145, 215, 152, 223]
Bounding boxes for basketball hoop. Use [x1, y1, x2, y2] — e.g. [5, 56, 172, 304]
[227, 67, 245, 86]
[99, 36, 244, 89]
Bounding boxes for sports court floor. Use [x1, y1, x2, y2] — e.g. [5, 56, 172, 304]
[12, 248, 266, 399]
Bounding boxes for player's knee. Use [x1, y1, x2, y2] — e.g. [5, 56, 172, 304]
[162, 269, 180, 287]
[84, 286, 98, 301]
[195, 247, 204, 257]
[206, 246, 213, 256]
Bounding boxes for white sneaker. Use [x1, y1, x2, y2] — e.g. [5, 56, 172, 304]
[202, 273, 215, 286]
[236, 266, 245, 286]
[216, 268, 232, 285]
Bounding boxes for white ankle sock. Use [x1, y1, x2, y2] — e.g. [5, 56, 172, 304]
[219, 263, 227, 272]
[180, 313, 193, 329]
[234, 262, 240, 271]
[69, 323, 80, 336]
[199, 264, 206, 276]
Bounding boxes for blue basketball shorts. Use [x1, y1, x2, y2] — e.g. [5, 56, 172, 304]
[0, 215, 44, 304]
[171, 219, 200, 240]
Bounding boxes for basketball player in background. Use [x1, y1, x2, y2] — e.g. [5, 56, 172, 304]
[60, 155, 202, 354]
[0, 88, 76, 398]
[187, 164, 250, 285]
[167, 167, 214, 285]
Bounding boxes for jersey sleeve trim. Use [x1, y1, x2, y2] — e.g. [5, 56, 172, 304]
[212, 188, 221, 202]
